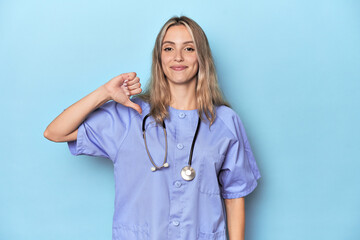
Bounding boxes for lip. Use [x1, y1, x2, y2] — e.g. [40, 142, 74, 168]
[170, 65, 187, 71]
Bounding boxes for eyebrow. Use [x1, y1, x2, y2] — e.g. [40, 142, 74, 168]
[162, 41, 194, 45]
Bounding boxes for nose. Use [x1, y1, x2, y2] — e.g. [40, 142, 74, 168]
[174, 49, 183, 62]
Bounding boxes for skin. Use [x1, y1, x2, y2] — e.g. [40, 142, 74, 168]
[43, 72, 142, 142]
[161, 25, 198, 110]
[44, 24, 245, 240]
[225, 197, 245, 240]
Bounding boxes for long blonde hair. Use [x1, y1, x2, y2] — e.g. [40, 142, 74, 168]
[138, 16, 230, 125]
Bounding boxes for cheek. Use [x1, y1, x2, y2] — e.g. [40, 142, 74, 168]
[189, 55, 198, 66]
[161, 55, 171, 68]
[161, 57, 171, 78]
[191, 58, 199, 71]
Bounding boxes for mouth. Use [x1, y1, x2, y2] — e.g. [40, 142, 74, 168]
[170, 66, 187, 71]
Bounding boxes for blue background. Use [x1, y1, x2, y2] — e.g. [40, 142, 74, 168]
[1, 0, 359, 239]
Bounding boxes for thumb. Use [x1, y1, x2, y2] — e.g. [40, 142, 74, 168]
[125, 100, 142, 115]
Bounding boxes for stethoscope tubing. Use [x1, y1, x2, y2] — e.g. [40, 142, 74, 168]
[142, 113, 201, 169]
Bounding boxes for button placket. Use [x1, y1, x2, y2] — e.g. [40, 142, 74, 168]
[168, 108, 197, 238]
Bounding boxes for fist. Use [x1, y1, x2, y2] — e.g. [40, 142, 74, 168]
[104, 72, 142, 114]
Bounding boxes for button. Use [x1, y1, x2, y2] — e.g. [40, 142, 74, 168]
[176, 143, 184, 150]
[172, 220, 180, 226]
[174, 181, 182, 188]
[178, 112, 186, 118]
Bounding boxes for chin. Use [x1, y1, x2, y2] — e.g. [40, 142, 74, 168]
[164, 70, 197, 85]
[169, 76, 195, 85]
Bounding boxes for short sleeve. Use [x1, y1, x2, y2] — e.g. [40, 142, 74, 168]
[67, 100, 131, 163]
[218, 112, 261, 199]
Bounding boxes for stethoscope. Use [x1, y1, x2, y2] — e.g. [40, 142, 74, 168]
[142, 113, 201, 181]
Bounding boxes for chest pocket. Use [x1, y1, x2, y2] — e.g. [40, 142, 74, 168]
[195, 152, 227, 238]
[198, 228, 227, 240]
[197, 152, 225, 195]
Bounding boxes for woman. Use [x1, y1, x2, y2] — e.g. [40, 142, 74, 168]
[44, 16, 260, 240]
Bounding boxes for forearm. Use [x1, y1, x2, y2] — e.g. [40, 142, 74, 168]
[44, 85, 111, 142]
[224, 197, 245, 240]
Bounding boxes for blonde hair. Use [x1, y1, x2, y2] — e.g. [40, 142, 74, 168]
[138, 16, 230, 125]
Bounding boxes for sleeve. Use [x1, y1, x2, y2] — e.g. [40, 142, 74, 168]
[218, 113, 261, 199]
[67, 100, 131, 163]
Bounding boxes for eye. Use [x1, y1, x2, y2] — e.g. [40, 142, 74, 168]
[163, 47, 173, 51]
[185, 47, 195, 52]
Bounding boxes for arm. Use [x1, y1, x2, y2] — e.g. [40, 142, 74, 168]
[43, 85, 111, 142]
[224, 197, 245, 240]
[43, 72, 142, 142]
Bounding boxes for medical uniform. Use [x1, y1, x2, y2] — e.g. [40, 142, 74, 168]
[67, 97, 260, 240]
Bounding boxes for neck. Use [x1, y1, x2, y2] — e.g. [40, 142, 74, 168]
[169, 80, 197, 110]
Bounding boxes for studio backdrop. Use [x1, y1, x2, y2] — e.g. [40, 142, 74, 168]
[1, 0, 359, 239]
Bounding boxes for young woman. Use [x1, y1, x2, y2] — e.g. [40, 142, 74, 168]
[44, 16, 260, 240]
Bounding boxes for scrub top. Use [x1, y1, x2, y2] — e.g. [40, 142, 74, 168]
[67, 97, 261, 240]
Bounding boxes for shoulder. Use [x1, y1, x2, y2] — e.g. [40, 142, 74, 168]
[214, 105, 246, 139]
[215, 105, 243, 126]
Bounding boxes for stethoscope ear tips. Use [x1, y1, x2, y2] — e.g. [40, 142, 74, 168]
[151, 162, 170, 171]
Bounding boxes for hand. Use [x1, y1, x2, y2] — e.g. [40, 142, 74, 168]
[103, 72, 142, 114]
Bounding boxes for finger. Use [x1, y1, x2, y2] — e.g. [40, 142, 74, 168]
[129, 88, 142, 95]
[110, 73, 126, 85]
[125, 72, 137, 81]
[127, 82, 141, 91]
[125, 100, 142, 115]
[127, 76, 140, 86]
[120, 84, 130, 95]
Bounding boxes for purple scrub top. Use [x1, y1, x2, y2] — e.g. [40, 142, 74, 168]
[67, 97, 261, 240]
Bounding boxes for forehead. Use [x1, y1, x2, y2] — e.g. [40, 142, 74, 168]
[162, 25, 193, 43]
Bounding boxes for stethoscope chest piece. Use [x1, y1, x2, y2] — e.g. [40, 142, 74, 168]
[181, 166, 196, 181]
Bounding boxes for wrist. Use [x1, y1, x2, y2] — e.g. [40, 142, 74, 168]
[97, 85, 112, 102]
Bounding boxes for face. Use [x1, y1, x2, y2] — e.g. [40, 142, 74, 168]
[161, 25, 199, 86]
